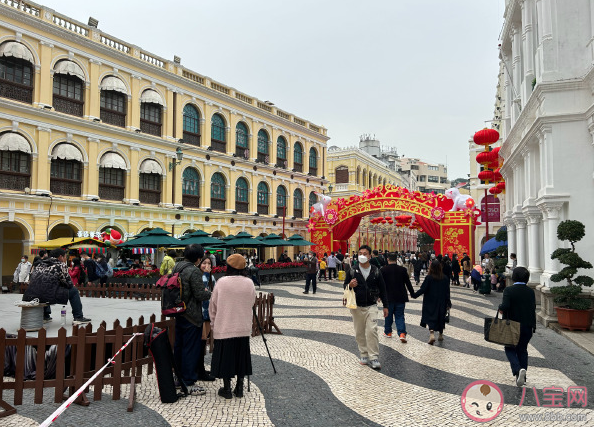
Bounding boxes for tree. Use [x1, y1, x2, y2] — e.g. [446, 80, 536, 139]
[418, 232, 435, 250]
[489, 227, 508, 276]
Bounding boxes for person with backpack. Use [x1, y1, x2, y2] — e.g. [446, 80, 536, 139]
[160, 250, 176, 276]
[80, 252, 98, 283]
[343, 245, 389, 370]
[172, 244, 211, 394]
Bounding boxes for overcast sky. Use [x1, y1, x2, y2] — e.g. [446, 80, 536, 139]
[41, 0, 505, 180]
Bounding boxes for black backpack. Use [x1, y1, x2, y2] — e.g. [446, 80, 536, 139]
[156, 264, 192, 317]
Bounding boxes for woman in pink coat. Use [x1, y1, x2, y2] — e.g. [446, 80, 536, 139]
[209, 254, 256, 399]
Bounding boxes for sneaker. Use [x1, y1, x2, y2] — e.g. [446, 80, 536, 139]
[189, 385, 206, 395]
[399, 333, 407, 343]
[359, 357, 369, 365]
[43, 316, 52, 323]
[302, 291, 309, 294]
[369, 359, 381, 370]
[516, 368, 526, 387]
[383, 332, 392, 338]
[73, 317, 91, 324]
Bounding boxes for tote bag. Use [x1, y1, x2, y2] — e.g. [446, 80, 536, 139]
[342, 286, 357, 309]
[484, 311, 520, 346]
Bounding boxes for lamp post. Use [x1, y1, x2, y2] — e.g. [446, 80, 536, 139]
[169, 147, 183, 234]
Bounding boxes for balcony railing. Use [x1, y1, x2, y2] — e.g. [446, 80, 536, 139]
[294, 209, 303, 219]
[294, 163, 303, 173]
[0, 172, 29, 191]
[182, 194, 200, 208]
[140, 119, 162, 137]
[183, 131, 200, 147]
[53, 95, 83, 117]
[276, 158, 287, 169]
[257, 204, 269, 215]
[100, 108, 126, 128]
[236, 146, 248, 159]
[0, 80, 33, 104]
[235, 201, 249, 213]
[309, 167, 317, 176]
[139, 189, 160, 205]
[50, 178, 81, 196]
[257, 152, 268, 164]
[211, 139, 226, 153]
[99, 184, 124, 201]
[211, 198, 225, 211]
[277, 206, 286, 217]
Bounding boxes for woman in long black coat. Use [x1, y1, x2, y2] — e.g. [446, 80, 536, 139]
[412, 260, 452, 345]
[451, 254, 461, 285]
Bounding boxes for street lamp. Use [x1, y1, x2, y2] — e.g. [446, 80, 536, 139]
[169, 147, 184, 234]
[169, 147, 184, 171]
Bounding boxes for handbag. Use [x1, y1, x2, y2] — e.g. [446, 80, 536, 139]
[484, 311, 520, 346]
[445, 308, 450, 323]
[342, 286, 357, 309]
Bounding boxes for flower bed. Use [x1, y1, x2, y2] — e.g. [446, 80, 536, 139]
[212, 262, 304, 274]
[112, 268, 160, 278]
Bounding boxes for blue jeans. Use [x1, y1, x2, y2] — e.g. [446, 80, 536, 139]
[43, 287, 84, 319]
[504, 324, 533, 376]
[384, 302, 407, 336]
[174, 316, 202, 385]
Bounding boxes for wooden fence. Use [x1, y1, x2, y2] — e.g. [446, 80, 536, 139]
[0, 314, 174, 418]
[78, 282, 162, 300]
[252, 292, 281, 336]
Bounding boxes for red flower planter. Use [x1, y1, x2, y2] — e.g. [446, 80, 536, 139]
[555, 307, 594, 331]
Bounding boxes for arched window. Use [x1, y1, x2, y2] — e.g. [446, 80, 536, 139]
[138, 159, 162, 205]
[335, 166, 349, 183]
[235, 122, 249, 158]
[276, 186, 287, 216]
[257, 181, 269, 215]
[308, 191, 317, 212]
[0, 132, 31, 191]
[309, 148, 318, 176]
[235, 177, 249, 213]
[99, 76, 126, 127]
[276, 136, 287, 168]
[98, 152, 126, 201]
[294, 142, 303, 172]
[369, 171, 372, 188]
[383, 178, 386, 186]
[257, 129, 269, 163]
[183, 104, 201, 146]
[0, 41, 34, 103]
[140, 90, 163, 136]
[356, 167, 361, 184]
[182, 167, 200, 208]
[362, 169, 367, 187]
[53, 60, 84, 117]
[293, 188, 303, 218]
[50, 143, 83, 196]
[211, 113, 226, 153]
[210, 172, 226, 210]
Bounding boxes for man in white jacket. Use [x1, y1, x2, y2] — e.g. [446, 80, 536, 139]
[14, 255, 32, 289]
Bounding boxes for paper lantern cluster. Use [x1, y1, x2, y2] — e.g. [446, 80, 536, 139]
[473, 128, 505, 196]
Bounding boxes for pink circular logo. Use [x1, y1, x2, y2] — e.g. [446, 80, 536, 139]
[461, 380, 504, 422]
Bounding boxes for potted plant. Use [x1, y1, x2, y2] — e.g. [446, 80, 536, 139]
[550, 220, 594, 331]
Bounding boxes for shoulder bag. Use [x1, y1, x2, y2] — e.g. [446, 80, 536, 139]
[484, 310, 520, 346]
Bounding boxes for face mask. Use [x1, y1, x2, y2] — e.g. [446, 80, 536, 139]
[358, 255, 369, 264]
[21, 259, 25, 263]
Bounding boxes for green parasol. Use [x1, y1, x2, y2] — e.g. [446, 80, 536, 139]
[287, 234, 314, 246]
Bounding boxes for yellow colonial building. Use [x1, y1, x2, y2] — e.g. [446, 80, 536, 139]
[0, 1, 329, 280]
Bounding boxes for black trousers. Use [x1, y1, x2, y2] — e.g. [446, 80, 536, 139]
[327, 267, 337, 280]
[305, 273, 317, 293]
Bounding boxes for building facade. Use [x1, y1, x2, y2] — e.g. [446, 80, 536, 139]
[498, 0, 594, 324]
[398, 157, 449, 194]
[0, 1, 329, 279]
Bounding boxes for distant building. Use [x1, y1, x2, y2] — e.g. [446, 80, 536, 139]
[399, 158, 449, 195]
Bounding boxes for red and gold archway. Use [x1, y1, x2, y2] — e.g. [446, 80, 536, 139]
[308, 185, 480, 257]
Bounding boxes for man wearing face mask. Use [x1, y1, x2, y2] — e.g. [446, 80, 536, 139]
[303, 251, 318, 294]
[13, 255, 32, 291]
[23, 248, 91, 324]
[343, 245, 389, 370]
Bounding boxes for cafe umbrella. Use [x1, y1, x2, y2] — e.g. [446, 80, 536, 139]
[179, 230, 227, 247]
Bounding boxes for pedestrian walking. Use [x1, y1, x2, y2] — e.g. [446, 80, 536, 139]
[327, 252, 338, 280]
[197, 256, 216, 382]
[303, 251, 318, 294]
[471, 265, 483, 293]
[499, 267, 536, 387]
[411, 260, 452, 345]
[318, 256, 327, 281]
[172, 244, 211, 395]
[461, 253, 471, 286]
[336, 249, 345, 271]
[343, 245, 388, 370]
[381, 253, 415, 342]
[13, 255, 32, 290]
[23, 248, 91, 324]
[80, 252, 98, 283]
[209, 254, 256, 399]
[451, 254, 461, 286]
[413, 253, 423, 285]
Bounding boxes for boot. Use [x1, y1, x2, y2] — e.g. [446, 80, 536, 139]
[234, 376, 244, 398]
[438, 332, 444, 341]
[197, 341, 216, 381]
[428, 330, 435, 345]
[218, 378, 232, 399]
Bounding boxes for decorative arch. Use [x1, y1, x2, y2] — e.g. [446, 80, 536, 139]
[309, 185, 479, 260]
[181, 100, 204, 120]
[0, 216, 34, 241]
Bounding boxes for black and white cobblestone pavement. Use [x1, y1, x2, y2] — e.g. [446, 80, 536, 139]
[3, 275, 594, 426]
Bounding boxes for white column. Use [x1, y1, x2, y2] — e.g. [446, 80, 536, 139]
[522, 149, 531, 206]
[521, 0, 536, 98]
[524, 210, 543, 276]
[545, 204, 563, 274]
[512, 24, 522, 121]
[505, 219, 517, 266]
[514, 217, 528, 268]
[538, 125, 554, 196]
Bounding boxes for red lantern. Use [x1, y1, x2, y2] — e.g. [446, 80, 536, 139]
[473, 128, 500, 149]
[478, 170, 495, 182]
[492, 168, 503, 182]
[489, 186, 502, 195]
[388, 220, 394, 224]
[384, 216, 392, 221]
[381, 220, 387, 224]
[476, 151, 491, 165]
[496, 181, 506, 193]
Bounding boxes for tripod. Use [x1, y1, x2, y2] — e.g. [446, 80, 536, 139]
[248, 305, 277, 392]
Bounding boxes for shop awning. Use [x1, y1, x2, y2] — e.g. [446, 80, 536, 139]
[31, 237, 108, 251]
[100, 76, 127, 94]
[51, 143, 83, 162]
[139, 159, 163, 174]
[132, 248, 155, 254]
[54, 60, 85, 80]
[0, 132, 31, 153]
[0, 41, 34, 63]
[100, 152, 127, 169]
[140, 89, 164, 105]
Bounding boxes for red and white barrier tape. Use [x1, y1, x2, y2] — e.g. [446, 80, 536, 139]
[40, 332, 143, 427]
